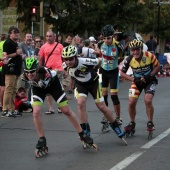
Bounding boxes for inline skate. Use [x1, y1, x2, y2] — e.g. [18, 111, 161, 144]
[110, 121, 127, 145]
[79, 123, 99, 150]
[115, 116, 123, 126]
[147, 121, 155, 140]
[101, 117, 110, 132]
[35, 137, 48, 158]
[124, 122, 136, 137]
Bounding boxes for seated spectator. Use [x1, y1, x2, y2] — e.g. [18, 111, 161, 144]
[15, 87, 32, 113]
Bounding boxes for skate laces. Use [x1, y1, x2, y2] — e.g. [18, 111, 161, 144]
[101, 117, 109, 124]
[116, 117, 123, 125]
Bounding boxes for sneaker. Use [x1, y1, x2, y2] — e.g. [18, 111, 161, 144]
[147, 121, 155, 131]
[57, 109, 62, 114]
[115, 117, 123, 125]
[23, 108, 33, 113]
[1, 110, 8, 117]
[5, 111, 16, 118]
[45, 110, 55, 115]
[13, 110, 22, 117]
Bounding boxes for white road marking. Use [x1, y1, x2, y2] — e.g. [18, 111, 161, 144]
[110, 151, 146, 170]
[141, 128, 170, 149]
[110, 128, 170, 170]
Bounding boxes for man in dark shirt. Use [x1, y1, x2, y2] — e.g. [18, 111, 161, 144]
[1, 26, 23, 117]
[146, 35, 157, 54]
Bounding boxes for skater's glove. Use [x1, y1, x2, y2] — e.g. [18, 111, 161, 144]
[134, 77, 141, 86]
[143, 74, 155, 84]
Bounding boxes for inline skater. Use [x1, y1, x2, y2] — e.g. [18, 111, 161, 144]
[23, 57, 96, 157]
[98, 25, 125, 131]
[62, 45, 127, 145]
[119, 39, 160, 138]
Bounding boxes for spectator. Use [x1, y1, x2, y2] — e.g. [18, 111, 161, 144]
[82, 39, 98, 58]
[38, 30, 64, 114]
[15, 87, 32, 113]
[0, 34, 7, 111]
[34, 36, 41, 56]
[62, 33, 74, 94]
[18, 33, 34, 98]
[146, 35, 157, 54]
[1, 26, 23, 117]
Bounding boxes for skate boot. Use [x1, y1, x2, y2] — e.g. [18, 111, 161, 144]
[80, 123, 91, 136]
[79, 131, 98, 150]
[124, 122, 136, 137]
[35, 137, 48, 158]
[115, 116, 123, 126]
[101, 117, 110, 132]
[110, 121, 127, 145]
[147, 121, 155, 140]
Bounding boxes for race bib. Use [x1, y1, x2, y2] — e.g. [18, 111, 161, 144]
[129, 88, 135, 97]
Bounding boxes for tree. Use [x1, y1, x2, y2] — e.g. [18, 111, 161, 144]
[0, 0, 170, 39]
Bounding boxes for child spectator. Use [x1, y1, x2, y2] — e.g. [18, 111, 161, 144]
[15, 87, 32, 113]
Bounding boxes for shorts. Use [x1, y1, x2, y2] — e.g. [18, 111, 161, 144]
[32, 76, 68, 108]
[100, 67, 119, 93]
[74, 79, 104, 103]
[129, 81, 157, 98]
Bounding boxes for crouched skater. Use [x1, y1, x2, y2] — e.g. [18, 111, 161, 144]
[23, 57, 96, 157]
[62, 45, 127, 145]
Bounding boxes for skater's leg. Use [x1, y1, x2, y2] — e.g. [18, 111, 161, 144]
[60, 105, 82, 132]
[96, 101, 115, 122]
[59, 105, 94, 145]
[32, 105, 45, 137]
[128, 97, 138, 122]
[144, 93, 154, 122]
[77, 96, 88, 123]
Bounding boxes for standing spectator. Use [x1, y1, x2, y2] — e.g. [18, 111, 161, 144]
[98, 25, 125, 130]
[82, 39, 98, 58]
[34, 36, 41, 56]
[0, 34, 7, 111]
[62, 33, 74, 94]
[1, 26, 23, 117]
[18, 33, 34, 97]
[74, 35, 82, 55]
[38, 30, 63, 114]
[56, 34, 62, 43]
[146, 35, 157, 54]
[62, 33, 73, 47]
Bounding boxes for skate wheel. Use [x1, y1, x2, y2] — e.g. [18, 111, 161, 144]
[121, 138, 128, 146]
[148, 131, 153, 140]
[125, 132, 129, 138]
[92, 144, 99, 150]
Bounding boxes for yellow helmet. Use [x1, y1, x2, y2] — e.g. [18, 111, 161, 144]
[129, 39, 143, 49]
[62, 45, 77, 58]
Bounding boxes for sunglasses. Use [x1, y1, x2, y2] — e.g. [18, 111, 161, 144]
[103, 36, 112, 40]
[25, 70, 36, 74]
[131, 48, 141, 51]
[63, 57, 74, 61]
[36, 40, 41, 43]
[12, 31, 19, 34]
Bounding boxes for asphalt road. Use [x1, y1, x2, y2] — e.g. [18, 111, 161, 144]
[0, 77, 170, 170]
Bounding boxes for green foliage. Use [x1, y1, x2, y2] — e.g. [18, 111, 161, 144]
[0, 0, 170, 39]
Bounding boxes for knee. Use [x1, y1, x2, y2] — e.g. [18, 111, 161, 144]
[129, 100, 136, 108]
[145, 98, 152, 106]
[33, 110, 41, 119]
[60, 106, 72, 116]
[111, 95, 120, 105]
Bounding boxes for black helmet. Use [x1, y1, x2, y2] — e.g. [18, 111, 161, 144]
[101, 25, 114, 37]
